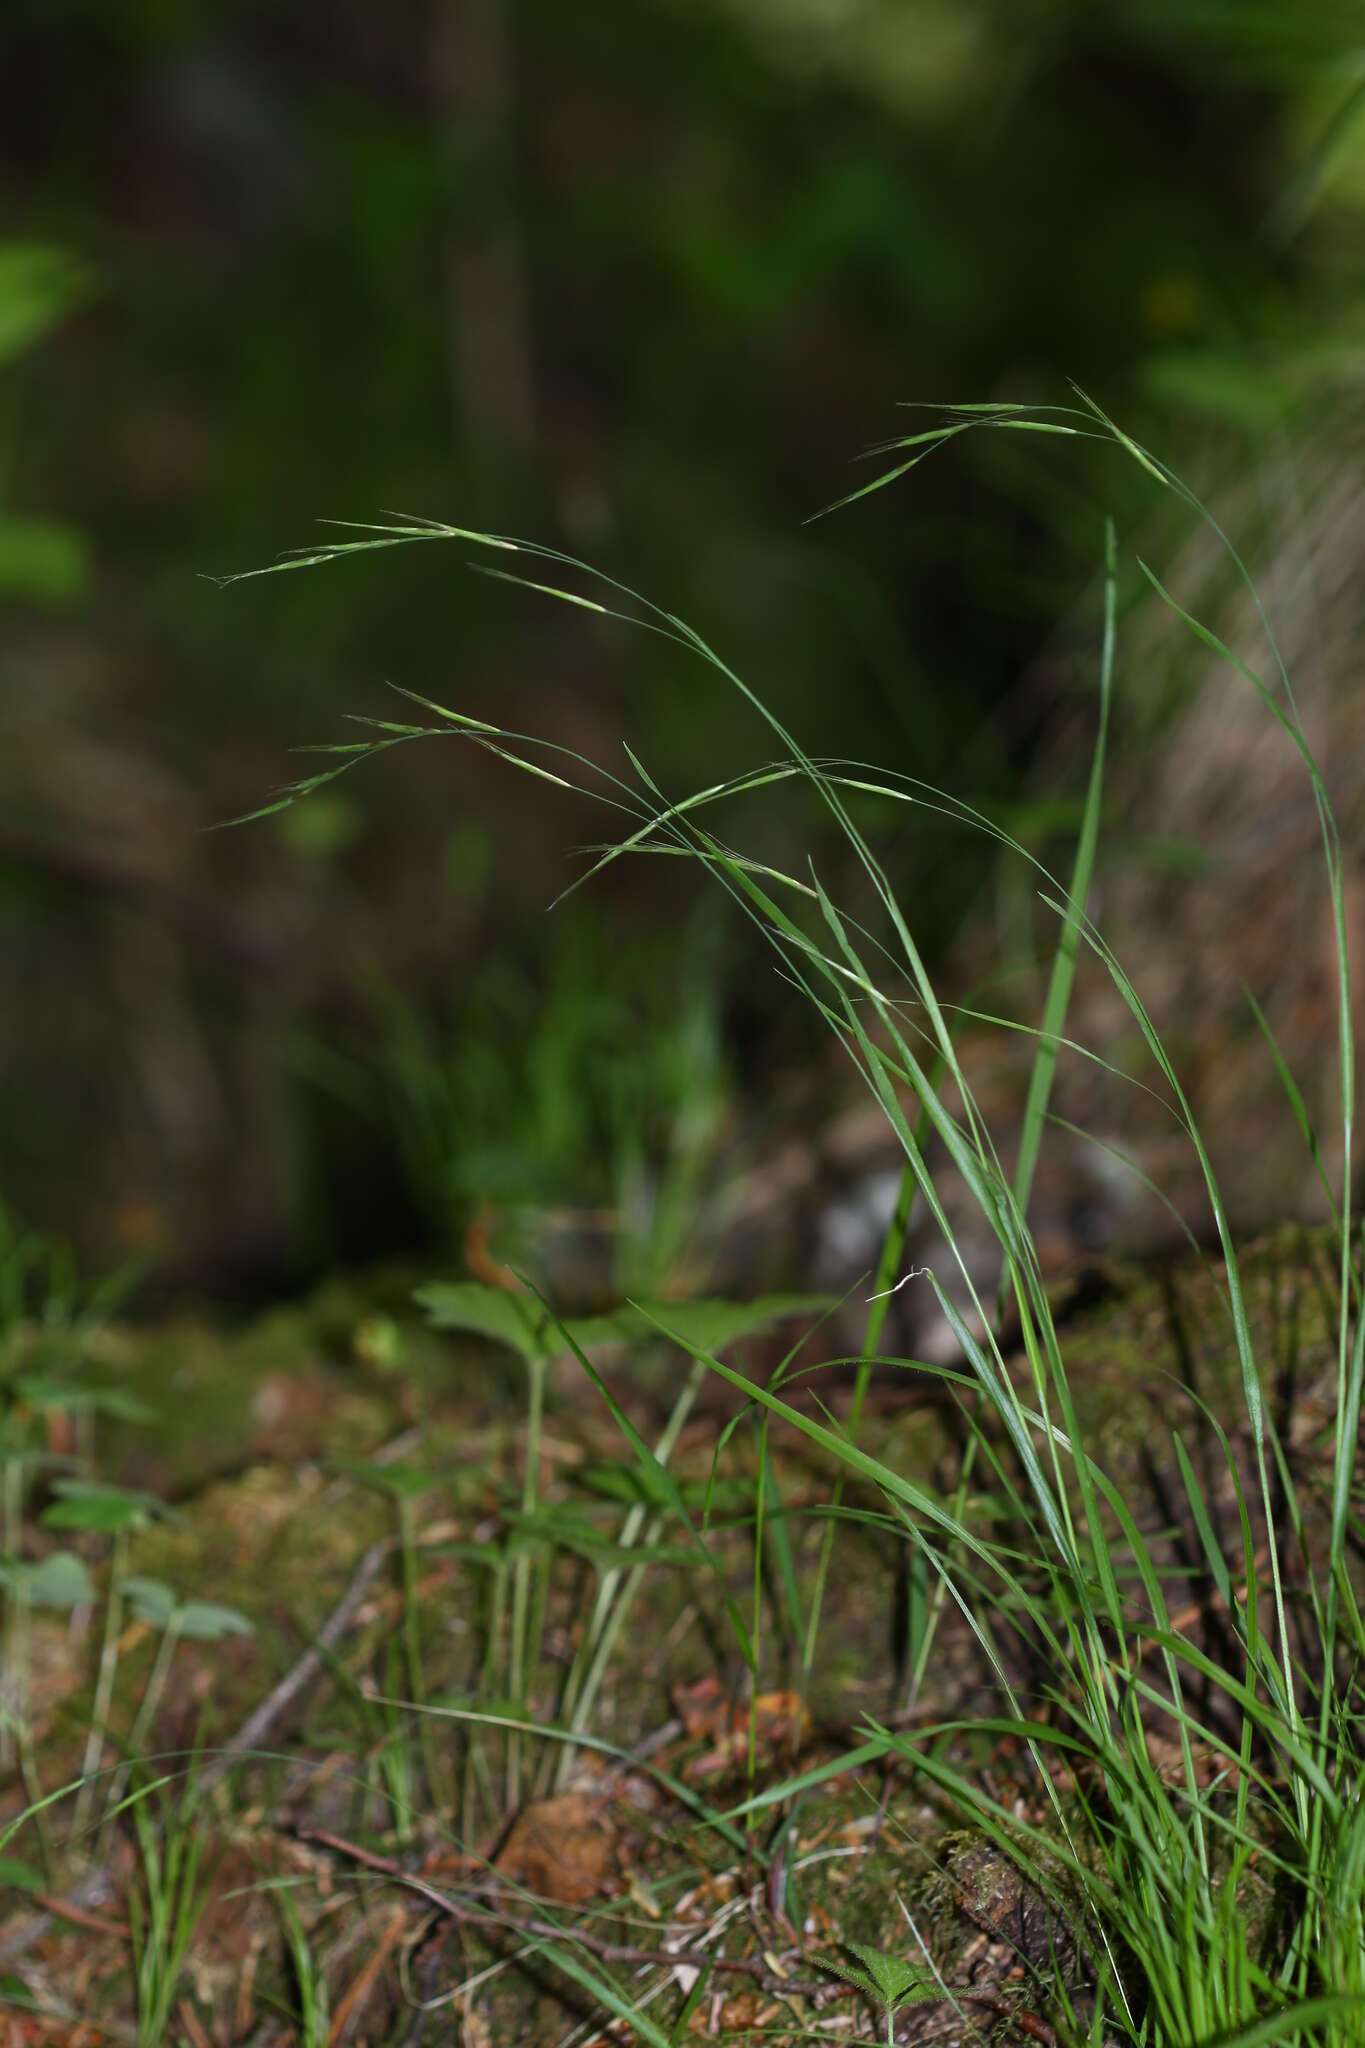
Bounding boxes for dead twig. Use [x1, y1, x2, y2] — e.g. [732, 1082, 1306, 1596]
[296, 1826, 836, 2001]
[26, 1887, 128, 1942]
[0, 1867, 120, 1969]
[328, 1903, 408, 2045]
[300, 1825, 1067, 2042]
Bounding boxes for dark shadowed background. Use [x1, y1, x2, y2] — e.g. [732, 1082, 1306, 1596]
[3, 0, 1363, 1302]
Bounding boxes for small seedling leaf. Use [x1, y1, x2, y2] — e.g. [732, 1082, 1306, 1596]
[11, 1375, 82, 1412]
[418, 1283, 829, 1365]
[0, 1550, 96, 1608]
[415, 1281, 550, 1360]
[122, 1575, 177, 1630]
[14, 1379, 156, 1424]
[816, 1943, 939, 2010]
[174, 1599, 255, 1641]
[327, 1457, 441, 1500]
[40, 1479, 164, 1533]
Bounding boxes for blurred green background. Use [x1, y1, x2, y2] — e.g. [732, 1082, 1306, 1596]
[3, 0, 1363, 1299]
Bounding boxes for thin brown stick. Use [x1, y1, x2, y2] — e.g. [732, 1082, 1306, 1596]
[28, 1887, 128, 1942]
[300, 1822, 1065, 2040]
[328, 1904, 408, 2045]
[175, 1998, 215, 2048]
[297, 1826, 836, 2001]
[0, 1868, 119, 1968]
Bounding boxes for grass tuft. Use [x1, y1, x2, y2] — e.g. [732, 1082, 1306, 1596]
[4, 402, 1362, 2046]
[207, 401, 1365, 2043]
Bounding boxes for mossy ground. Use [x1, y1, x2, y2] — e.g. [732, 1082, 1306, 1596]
[0, 1225, 1352, 2043]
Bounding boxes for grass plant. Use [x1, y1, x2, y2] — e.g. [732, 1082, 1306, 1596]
[213, 395, 1365, 2046]
[127, 1773, 213, 2048]
[2, 400, 1360, 2046]
[272, 1883, 331, 2047]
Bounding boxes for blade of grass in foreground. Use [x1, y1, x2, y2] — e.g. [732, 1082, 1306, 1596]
[1013, 516, 1116, 1225]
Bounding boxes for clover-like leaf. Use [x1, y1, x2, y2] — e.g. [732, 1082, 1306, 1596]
[173, 1600, 254, 1642]
[11, 1374, 81, 1412]
[417, 1283, 828, 1367]
[0, 1550, 96, 1609]
[40, 1479, 169, 1534]
[121, 1576, 253, 1641]
[622, 1293, 832, 1356]
[413, 1282, 549, 1361]
[13, 1376, 153, 1422]
[326, 1457, 442, 1501]
[122, 1575, 177, 1630]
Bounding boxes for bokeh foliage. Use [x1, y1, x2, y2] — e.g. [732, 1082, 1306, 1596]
[1, 0, 1363, 1288]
